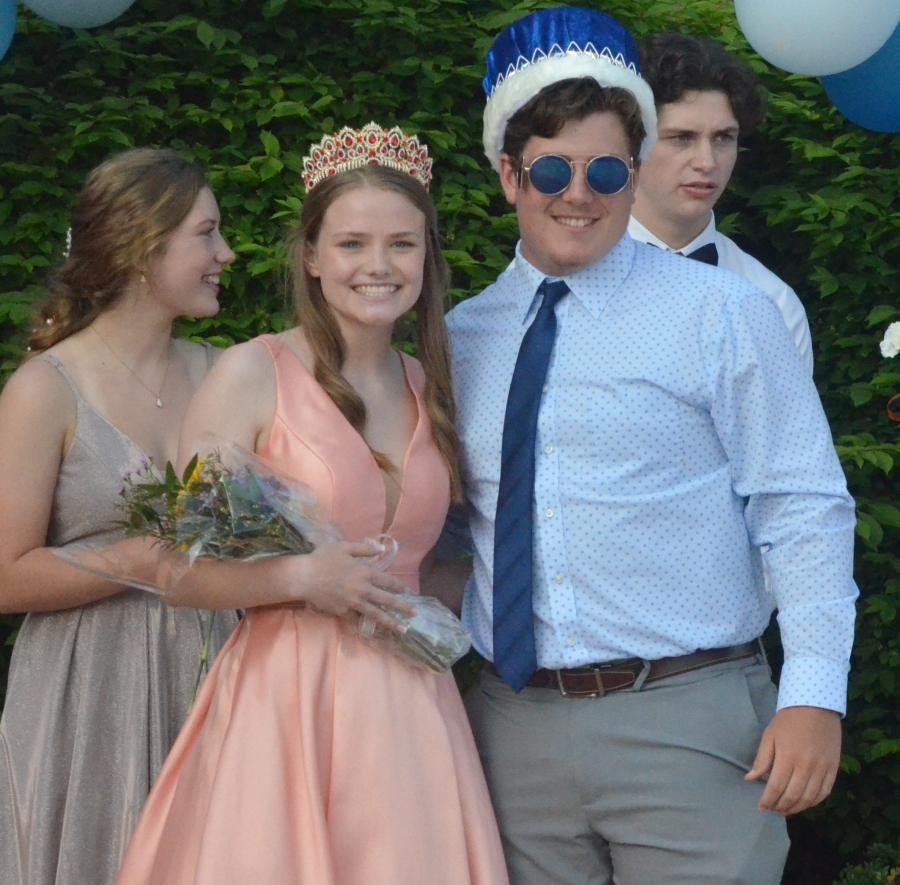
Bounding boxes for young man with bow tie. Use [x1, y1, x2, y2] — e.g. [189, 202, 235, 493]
[628, 31, 813, 373]
[443, 7, 856, 884]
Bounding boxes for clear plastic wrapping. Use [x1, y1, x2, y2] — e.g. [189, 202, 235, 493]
[55, 438, 470, 673]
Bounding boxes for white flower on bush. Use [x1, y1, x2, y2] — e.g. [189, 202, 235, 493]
[881, 322, 900, 358]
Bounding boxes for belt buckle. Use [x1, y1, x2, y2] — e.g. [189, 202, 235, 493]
[555, 667, 605, 699]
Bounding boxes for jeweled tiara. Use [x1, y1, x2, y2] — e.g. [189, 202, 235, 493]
[301, 122, 433, 192]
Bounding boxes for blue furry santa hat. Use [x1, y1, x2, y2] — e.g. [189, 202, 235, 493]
[482, 6, 657, 171]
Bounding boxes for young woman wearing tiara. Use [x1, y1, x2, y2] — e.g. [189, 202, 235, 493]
[0, 148, 239, 885]
[113, 124, 508, 885]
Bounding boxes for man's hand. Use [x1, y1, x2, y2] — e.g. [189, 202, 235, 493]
[745, 706, 842, 815]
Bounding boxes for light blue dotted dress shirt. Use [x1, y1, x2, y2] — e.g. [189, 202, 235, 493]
[446, 234, 857, 714]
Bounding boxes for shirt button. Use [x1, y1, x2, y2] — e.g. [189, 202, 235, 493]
[543, 445, 553, 454]
[542, 385, 549, 393]
[566, 637, 575, 647]
[545, 509, 554, 518]
[555, 574, 564, 584]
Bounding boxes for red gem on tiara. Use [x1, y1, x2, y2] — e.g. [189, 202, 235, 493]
[301, 122, 434, 192]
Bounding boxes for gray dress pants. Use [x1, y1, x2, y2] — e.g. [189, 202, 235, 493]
[465, 657, 790, 885]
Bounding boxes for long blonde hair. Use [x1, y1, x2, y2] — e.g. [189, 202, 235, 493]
[287, 165, 462, 501]
[27, 148, 208, 357]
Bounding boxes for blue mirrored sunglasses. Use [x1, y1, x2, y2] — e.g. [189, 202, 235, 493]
[518, 154, 633, 197]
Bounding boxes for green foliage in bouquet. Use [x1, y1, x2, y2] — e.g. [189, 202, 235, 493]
[121, 453, 316, 560]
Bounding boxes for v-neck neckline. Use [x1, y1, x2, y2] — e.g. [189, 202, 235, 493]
[275, 342, 422, 536]
[77, 398, 157, 467]
[42, 354, 159, 471]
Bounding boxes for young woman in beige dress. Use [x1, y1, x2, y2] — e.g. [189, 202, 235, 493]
[0, 148, 239, 885]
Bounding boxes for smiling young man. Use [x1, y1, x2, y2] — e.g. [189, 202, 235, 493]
[629, 32, 814, 373]
[444, 7, 856, 885]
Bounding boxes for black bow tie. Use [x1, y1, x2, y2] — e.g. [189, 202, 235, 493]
[682, 243, 718, 266]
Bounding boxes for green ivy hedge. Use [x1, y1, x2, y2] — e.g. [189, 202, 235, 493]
[833, 844, 900, 885]
[2, 0, 900, 874]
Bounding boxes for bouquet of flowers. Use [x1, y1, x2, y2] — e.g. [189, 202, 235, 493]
[58, 440, 471, 675]
[120, 449, 333, 563]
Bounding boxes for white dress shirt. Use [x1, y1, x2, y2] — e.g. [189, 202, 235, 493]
[628, 215, 814, 375]
[446, 235, 857, 713]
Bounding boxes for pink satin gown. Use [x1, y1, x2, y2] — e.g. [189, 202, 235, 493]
[114, 335, 508, 885]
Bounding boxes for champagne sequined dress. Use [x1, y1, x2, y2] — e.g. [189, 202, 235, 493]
[0, 354, 238, 885]
[114, 335, 508, 885]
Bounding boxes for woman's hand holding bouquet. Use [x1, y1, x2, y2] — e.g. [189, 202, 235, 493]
[270, 539, 415, 634]
[57, 438, 470, 673]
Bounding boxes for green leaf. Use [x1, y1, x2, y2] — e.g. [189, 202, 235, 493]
[181, 454, 199, 487]
[868, 503, 900, 528]
[849, 384, 874, 407]
[867, 738, 900, 761]
[196, 21, 215, 49]
[862, 450, 895, 475]
[164, 461, 180, 490]
[260, 130, 280, 157]
[868, 305, 899, 327]
[257, 157, 284, 181]
[856, 511, 885, 549]
[262, 0, 287, 18]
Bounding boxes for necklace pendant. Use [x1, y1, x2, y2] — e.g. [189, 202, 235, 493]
[156, 397, 163, 408]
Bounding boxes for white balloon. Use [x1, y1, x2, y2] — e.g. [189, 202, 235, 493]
[735, 0, 900, 76]
[22, 0, 137, 28]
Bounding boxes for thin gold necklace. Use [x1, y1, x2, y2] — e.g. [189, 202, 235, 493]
[91, 324, 171, 408]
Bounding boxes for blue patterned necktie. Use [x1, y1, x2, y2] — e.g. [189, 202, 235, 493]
[493, 279, 570, 691]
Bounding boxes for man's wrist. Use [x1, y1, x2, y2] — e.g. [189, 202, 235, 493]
[776, 656, 849, 716]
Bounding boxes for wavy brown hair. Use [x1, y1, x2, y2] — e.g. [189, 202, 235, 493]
[287, 165, 462, 501]
[26, 148, 208, 357]
[639, 33, 766, 139]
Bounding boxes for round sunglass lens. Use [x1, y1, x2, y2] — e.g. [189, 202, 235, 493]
[527, 155, 573, 195]
[586, 156, 630, 195]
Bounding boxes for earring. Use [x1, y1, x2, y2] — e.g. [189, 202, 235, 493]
[140, 274, 147, 284]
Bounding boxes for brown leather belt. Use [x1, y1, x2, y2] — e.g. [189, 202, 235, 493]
[486, 641, 761, 698]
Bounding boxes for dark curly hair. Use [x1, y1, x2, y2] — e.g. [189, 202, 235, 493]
[639, 32, 765, 139]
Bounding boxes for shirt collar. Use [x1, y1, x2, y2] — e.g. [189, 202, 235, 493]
[627, 213, 717, 255]
[678, 215, 717, 255]
[510, 235, 636, 323]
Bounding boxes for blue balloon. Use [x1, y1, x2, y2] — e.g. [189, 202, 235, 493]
[822, 22, 900, 133]
[0, 0, 16, 62]
[23, 0, 137, 29]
